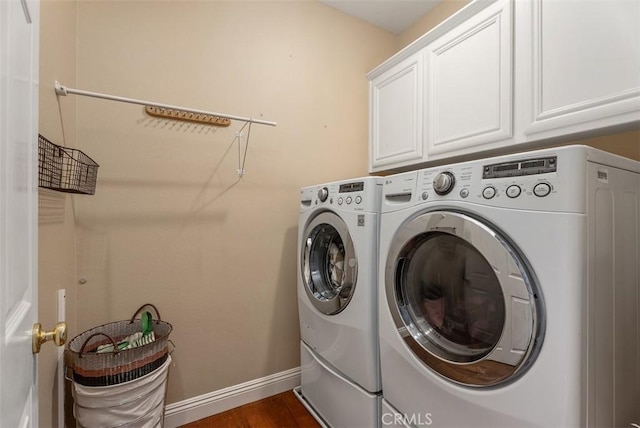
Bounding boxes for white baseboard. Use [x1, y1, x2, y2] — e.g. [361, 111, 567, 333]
[163, 367, 301, 428]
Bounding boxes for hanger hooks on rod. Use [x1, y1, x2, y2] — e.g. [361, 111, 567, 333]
[54, 81, 277, 127]
[54, 81, 275, 177]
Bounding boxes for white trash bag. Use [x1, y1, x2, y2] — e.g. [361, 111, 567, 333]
[73, 355, 171, 428]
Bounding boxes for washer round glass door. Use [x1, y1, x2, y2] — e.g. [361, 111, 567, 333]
[302, 211, 357, 315]
[386, 210, 543, 387]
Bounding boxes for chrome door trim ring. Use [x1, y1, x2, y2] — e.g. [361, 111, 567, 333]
[302, 211, 357, 315]
[385, 209, 544, 387]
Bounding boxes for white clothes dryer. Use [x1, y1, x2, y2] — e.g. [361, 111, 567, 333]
[378, 146, 639, 427]
[296, 177, 383, 427]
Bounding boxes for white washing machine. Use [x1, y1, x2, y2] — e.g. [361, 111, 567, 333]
[295, 177, 383, 427]
[378, 145, 640, 427]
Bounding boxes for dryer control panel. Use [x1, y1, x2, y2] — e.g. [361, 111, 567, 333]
[382, 146, 635, 214]
[482, 156, 557, 179]
[417, 161, 561, 210]
[408, 148, 589, 213]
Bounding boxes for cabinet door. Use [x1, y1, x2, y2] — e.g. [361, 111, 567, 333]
[424, 0, 513, 158]
[518, 0, 640, 139]
[370, 53, 424, 172]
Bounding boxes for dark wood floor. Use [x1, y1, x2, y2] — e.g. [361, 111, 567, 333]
[180, 391, 321, 428]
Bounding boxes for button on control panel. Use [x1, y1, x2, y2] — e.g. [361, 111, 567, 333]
[506, 185, 521, 198]
[482, 186, 497, 199]
[533, 182, 552, 197]
[334, 193, 364, 206]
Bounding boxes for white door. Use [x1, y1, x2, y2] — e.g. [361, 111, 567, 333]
[0, 0, 40, 426]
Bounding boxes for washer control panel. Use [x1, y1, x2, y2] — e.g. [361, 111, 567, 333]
[300, 178, 382, 212]
[414, 154, 561, 210]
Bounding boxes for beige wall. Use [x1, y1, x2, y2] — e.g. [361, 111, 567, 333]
[66, 0, 397, 404]
[570, 129, 640, 161]
[399, 0, 471, 49]
[37, 0, 638, 424]
[38, 1, 78, 426]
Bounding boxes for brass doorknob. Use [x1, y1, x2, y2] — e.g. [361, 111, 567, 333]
[32, 322, 67, 354]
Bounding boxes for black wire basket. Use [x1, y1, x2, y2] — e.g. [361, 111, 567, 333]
[38, 134, 99, 195]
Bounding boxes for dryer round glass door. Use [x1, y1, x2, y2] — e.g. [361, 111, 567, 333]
[302, 211, 357, 315]
[385, 210, 544, 387]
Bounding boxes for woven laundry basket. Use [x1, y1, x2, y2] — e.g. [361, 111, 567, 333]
[65, 304, 172, 387]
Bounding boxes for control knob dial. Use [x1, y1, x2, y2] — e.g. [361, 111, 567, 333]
[433, 172, 456, 195]
[317, 187, 329, 202]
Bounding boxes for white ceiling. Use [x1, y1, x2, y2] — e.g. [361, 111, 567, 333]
[319, 0, 441, 34]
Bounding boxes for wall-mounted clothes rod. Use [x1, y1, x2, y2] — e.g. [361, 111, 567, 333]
[54, 81, 277, 127]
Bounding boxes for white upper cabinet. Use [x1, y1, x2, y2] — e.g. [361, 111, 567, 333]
[370, 53, 424, 171]
[516, 0, 640, 141]
[368, 0, 513, 173]
[368, 0, 640, 173]
[425, 0, 512, 157]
